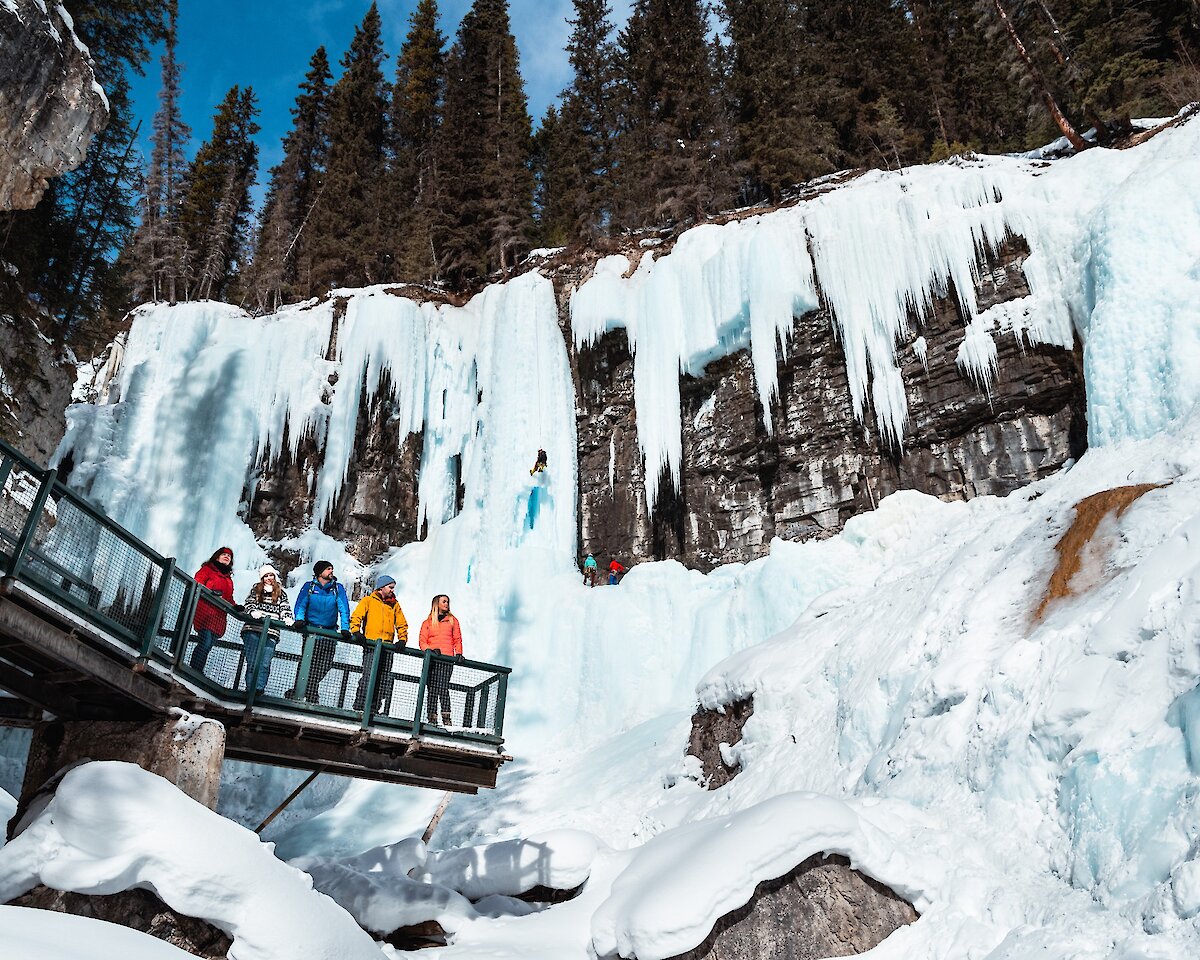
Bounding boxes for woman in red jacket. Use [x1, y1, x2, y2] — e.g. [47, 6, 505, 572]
[419, 594, 462, 727]
[190, 546, 236, 672]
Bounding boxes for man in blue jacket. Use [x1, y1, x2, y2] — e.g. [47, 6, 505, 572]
[293, 560, 351, 703]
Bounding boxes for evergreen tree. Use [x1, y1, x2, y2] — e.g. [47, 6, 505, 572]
[722, 0, 839, 201]
[178, 85, 261, 301]
[1042, 0, 1199, 128]
[803, 0, 931, 171]
[904, 0, 1030, 157]
[249, 46, 332, 310]
[986, 0, 1088, 149]
[615, 0, 734, 228]
[438, 0, 535, 280]
[532, 105, 573, 247]
[553, 0, 620, 240]
[308, 3, 390, 291]
[390, 0, 446, 280]
[128, 1, 190, 304]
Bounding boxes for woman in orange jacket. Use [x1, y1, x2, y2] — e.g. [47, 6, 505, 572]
[419, 594, 462, 726]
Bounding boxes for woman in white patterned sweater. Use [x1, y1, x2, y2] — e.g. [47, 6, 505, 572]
[241, 565, 293, 694]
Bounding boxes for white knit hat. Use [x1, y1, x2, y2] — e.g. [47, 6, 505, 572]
[259, 564, 280, 580]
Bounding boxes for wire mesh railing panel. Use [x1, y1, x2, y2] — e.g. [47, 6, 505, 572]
[154, 570, 192, 660]
[468, 676, 502, 737]
[22, 488, 163, 644]
[0, 460, 43, 564]
[291, 633, 362, 710]
[373, 648, 424, 725]
[420, 657, 503, 735]
[254, 624, 304, 701]
[184, 633, 245, 689]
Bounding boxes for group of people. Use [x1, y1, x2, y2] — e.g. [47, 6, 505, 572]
[189, 549, 465, 727]
[583, 554, 626, 587]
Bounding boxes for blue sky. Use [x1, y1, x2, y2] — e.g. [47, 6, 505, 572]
[128, 0, 633, 208]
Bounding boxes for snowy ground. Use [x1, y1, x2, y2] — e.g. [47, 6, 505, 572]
[3, 115, 1200, 957]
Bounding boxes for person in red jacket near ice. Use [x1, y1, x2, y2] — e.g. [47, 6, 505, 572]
[608, 559, 626, 586]
[419, 594, 463, 727]
[191, 546, 236, 672]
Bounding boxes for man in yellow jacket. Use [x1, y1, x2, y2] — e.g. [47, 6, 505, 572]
[351, 574, 407, 714]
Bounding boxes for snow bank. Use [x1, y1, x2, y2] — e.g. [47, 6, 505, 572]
[0, 762, 382, 960]
[0, 905, 199, 960]
[590, 793, 927, 960]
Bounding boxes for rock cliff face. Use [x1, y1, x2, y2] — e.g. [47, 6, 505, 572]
[0, 0, 108, 210]
[240, 236, 1085, 578]
[568, 237, 1087, 571]
[0, 310, 73, 462]
[246, 302, 423, 567]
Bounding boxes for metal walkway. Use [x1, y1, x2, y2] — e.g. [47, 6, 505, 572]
[0, 439, 510, 793]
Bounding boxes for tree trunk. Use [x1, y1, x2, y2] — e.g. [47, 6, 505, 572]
[990, 0, 1089, 151]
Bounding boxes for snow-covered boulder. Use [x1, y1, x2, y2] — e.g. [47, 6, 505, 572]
[0, 761, 382, 960]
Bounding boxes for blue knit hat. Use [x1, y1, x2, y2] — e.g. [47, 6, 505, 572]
[375, 575, 396, 590]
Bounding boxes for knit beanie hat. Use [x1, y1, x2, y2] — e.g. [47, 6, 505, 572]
[313, 560, 334, 578]
[259, 564, 280, 580]
[375, 574, 397, 591]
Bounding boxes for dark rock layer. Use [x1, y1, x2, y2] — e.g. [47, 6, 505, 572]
[9, 886, 232, 959]
[664, 854, 918, 960]
[687, 698, 754, 789]
[0, 0, 108, 210]
[572, 237, 1087, 571]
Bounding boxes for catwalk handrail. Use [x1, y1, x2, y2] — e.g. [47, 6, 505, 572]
[0, 437, 509, 745]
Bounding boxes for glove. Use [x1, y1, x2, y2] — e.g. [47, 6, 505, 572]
[294, 619, 307, 631]
[352, 631, 366, 644]
[284, 617, 295, 627]
[233, 603, 245, 613]
[250, 610, 264, 620]
[454, 653, 464, 661]
[341, 629, 353, 642]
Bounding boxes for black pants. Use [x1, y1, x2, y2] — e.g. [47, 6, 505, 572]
[302, 635, 338, 703]
[426, 660, 454, 724]
[354, 644, 395, 713]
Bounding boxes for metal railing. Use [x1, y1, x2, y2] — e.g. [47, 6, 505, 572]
[0, 438, 509, 745]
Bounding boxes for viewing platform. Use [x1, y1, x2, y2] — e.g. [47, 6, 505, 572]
[0, 437, 510, 812]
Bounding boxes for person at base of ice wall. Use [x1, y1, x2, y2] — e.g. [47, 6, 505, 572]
[608, 558, 626, 586]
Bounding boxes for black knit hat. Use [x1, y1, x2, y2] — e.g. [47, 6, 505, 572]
[313, 560, 334, 578]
